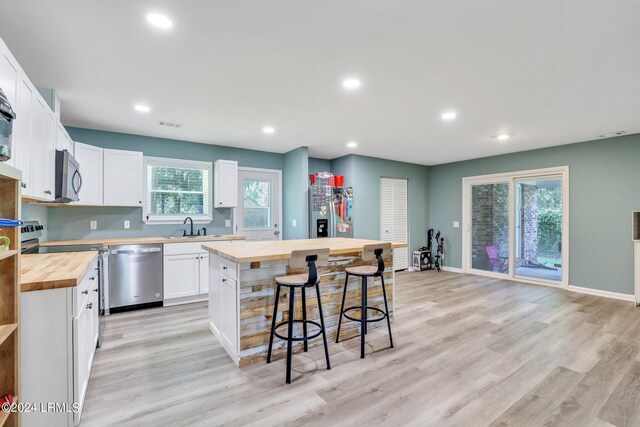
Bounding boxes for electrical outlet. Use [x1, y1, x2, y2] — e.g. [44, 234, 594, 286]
[124, 220, 130, 229]
[292, 219, 297, 227]
[453, 221, 460, 228]
[225, 219, 231, 228]
[90, 221, 97, 230]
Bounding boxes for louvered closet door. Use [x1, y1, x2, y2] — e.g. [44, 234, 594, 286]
[380, 178, 409, 270]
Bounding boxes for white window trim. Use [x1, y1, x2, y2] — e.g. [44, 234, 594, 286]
[142, 156, 213, 225]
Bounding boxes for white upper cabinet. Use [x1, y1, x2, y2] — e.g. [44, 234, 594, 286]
[103, 148, 143, 207]
[214, 159, 238, 208]
[73, 142, 103, 206]
[56, 122, 73, 154]
[41, 108, 56, 201]
[1, 38, 65, 200]
[14, 78, 33, 194]
[0, 41, 18, 168]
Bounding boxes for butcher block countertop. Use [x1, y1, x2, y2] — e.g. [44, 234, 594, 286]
[41, 234, 245, 247]
[202, 237, 407, 263]
[21, 252, 98, 293]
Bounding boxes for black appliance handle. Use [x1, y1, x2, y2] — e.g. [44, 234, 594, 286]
[73, 170, 83, 194]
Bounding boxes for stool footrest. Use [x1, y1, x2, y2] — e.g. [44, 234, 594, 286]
[274, 319, 323, 342]
[342, 306, 388, 323]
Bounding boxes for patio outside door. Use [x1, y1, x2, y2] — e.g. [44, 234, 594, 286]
[236, 168, 281, 241]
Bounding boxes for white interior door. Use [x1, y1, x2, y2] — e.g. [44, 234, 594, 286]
[380, 177, 408, 270]
[236, 168, 282, 241]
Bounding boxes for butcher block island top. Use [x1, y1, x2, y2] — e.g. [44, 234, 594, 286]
[42, 234, 245, 247]
[202, 237, 407, 263]
[21, 252, 98, 292]
[205, 237, 405, 367]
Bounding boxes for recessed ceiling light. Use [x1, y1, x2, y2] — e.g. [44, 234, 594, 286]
[146, 13, 173, 29]
[347, 141, 358, 148]
[342, 78, 362, 90]
[262, 126, 276, 134]
[441, 111, 458, 121]
[496, 133, 511, 141]
[134, 104, 151, 113]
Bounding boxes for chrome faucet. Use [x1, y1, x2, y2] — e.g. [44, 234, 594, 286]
[183, 217, 194, 237]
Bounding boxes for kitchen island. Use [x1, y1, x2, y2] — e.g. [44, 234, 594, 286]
[202, 237, 407, 366]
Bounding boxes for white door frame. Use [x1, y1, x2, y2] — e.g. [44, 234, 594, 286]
[235, 167, 283, 240]
[462, 166, 569, 288]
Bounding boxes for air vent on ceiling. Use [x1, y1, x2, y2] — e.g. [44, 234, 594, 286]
[158, 121, 182, 128]
[598, 130, 626, 138]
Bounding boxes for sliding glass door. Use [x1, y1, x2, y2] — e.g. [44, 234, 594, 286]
[470, 182, 510, 276]
[463, 168, 568, 286]
[514, 176, 563, 282]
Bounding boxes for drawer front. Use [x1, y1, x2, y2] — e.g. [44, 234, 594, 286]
[75, 260, 98, 317]
[164, 240, 229, 256]
[219, 256, 237, 280]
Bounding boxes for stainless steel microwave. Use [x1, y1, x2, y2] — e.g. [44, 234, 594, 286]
[55, 149, 82, 203]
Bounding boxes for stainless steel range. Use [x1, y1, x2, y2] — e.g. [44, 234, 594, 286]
[21, 221, 109, 347]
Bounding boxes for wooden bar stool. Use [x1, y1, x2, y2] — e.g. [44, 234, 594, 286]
[266, 248, 331, 384]
[335, 243, 394, 358]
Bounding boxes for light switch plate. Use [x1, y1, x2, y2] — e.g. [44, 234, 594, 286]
[124, 220, 130, 229]
[225, 219, 231, 228]
[90, 220, 97, 230]
[292, 219, 297, 227]
[453, 221, 460, 228]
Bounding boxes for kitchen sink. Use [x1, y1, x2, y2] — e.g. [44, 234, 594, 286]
[166, 235, 221, 239]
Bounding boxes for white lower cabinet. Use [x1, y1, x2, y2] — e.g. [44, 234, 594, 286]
[164, 253, 201, 299]
[21, 260, 99, 427]
[163, 241, 228, 304]
[209, 253, 239, 362]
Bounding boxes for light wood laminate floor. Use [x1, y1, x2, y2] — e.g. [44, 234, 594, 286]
[82, 271, 640, 426]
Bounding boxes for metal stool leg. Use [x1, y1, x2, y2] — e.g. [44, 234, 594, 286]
[266, 284, 281, 363]
[315, 283, 331, 370]
[302, 286, 308, 352]
[361, 275, 367, 359]
[286, 287, 295, 384]
[380, 275, 394, 348]
[335, 273, 349, 343]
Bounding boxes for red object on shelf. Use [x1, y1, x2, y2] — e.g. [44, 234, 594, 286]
[1, 394, 13, 405]
[328, 176, 335, 186]
[334, 175, 344, 186]
[309, 174, 316, 185]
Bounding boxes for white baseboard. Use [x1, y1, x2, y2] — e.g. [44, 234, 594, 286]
[568, 284, 634, 302]
[441, 266, 464, 273]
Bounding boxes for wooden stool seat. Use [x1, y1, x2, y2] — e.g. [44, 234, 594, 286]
[267, 248, 332, 384]
[344, 265, 379, 277]
[275, 273, 310, 286]
[336, 243, 394, 358]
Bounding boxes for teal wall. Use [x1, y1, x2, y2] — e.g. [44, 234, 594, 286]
[428, 133, 640, 295]
[44, 127, 285, 241]
[67, 127, 284, 169]
[347, 155, 429, 258]
[47, 206, 231, 241]
[309, 157, 331, 174]
[329, 155, 354, 187]
[283, 147, 309, 240]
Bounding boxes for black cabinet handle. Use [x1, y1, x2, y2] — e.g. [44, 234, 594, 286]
[87, 303, 93, 310]
[89, 277, 95, 281]
[82, 290, 89, 295]
[93, 289, 98, 293]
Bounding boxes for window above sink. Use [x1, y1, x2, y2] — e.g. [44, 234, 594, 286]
[143, 157, 213, 224]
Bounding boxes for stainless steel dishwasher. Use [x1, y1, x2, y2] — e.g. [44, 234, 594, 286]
[108, 244, 163, 312]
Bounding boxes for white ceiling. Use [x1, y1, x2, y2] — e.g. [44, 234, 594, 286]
[1, 0, 639, 165]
